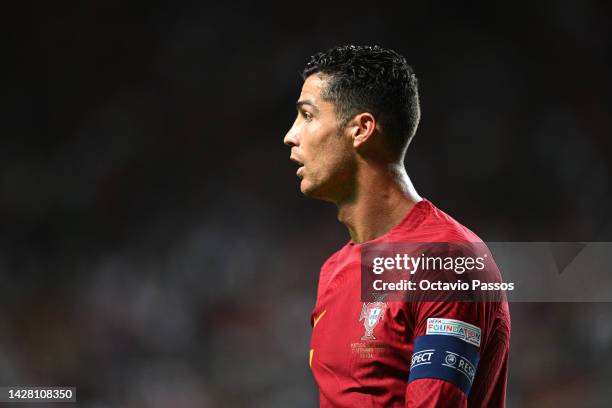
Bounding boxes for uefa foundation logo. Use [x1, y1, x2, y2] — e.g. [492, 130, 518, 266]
[426, 318, 482, 347]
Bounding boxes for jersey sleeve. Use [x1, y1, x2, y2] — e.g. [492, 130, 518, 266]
[405, 301, 486, 407]
[405, 378, 466, 407]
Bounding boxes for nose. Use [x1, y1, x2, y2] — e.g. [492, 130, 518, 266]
[284, 123, 299, 147]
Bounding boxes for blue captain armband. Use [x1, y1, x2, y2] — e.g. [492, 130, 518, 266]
[408, 335, 480, 396]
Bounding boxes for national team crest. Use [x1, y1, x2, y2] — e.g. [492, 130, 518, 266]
[358, 294, 388, 340]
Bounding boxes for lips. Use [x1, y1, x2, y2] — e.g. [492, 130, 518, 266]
[290, 156, 305, 178]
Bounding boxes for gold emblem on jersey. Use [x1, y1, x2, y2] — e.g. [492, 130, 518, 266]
[358, 294, 387, 340]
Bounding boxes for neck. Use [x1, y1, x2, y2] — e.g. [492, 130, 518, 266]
[336, 161, 421, 244]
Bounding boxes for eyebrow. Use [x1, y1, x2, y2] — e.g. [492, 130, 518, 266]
[296, 100, 319, 113]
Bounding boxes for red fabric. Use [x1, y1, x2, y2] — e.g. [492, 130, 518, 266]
[309, 199, 511, 407]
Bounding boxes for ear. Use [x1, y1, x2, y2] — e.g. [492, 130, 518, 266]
[349, 112, 377, 148]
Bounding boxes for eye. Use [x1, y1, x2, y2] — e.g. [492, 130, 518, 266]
[302, 111, 313, 121]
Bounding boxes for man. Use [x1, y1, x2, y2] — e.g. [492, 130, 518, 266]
[284, 45, 510, 407]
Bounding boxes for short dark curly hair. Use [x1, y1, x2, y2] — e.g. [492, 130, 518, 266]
[303, 45, 420, 156]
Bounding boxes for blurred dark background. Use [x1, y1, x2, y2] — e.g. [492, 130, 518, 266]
[2, 1, 612, 406]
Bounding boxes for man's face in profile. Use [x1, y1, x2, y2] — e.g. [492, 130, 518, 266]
[284, 74, 355, 202]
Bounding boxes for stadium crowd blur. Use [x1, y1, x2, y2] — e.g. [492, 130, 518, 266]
[3, 1, 611, 407]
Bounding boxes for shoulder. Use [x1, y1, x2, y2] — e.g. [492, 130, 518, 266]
[399, 199, 483, 243]
[320, 241, 353, 271]
[320, 249, 341, 271]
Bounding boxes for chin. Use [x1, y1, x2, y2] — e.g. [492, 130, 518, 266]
[300, 179, 334, 202]
[299, 179, 315, 196]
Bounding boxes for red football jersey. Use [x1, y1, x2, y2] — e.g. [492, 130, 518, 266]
[309, 199, 511, 407]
